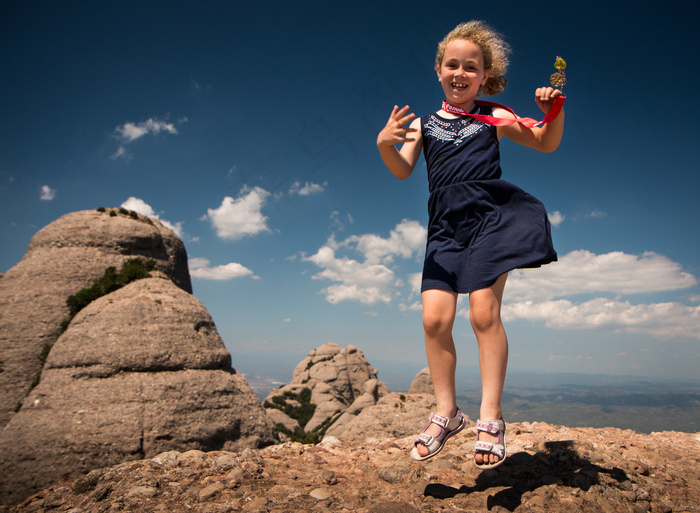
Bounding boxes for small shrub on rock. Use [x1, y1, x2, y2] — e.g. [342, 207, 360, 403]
[59, 258, 156, 336]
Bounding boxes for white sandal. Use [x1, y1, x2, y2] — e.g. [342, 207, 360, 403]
[410, 409, 466, 461]
[474, 419, 507, 469]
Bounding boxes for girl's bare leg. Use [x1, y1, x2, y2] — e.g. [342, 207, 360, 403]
[469, 273, 509, 466]
[415, 288, 459, 458]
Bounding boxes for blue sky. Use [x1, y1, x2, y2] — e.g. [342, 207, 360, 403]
[2, 1, 699, 384]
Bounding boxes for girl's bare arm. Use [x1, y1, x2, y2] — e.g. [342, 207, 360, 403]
[496, 87, 565, 153]
[377, 105, 423, 179]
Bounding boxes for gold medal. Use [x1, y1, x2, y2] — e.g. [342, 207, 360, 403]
[550, 72, 565, 88]
[550, 56, 567, 91]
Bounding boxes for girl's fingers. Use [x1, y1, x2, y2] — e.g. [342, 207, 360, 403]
[393, 105, 413, 122]
[399, 114, 416, 126]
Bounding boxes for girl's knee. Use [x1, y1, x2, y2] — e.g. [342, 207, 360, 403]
[423, 309, 454, 337]
[469, 305, 501, 334]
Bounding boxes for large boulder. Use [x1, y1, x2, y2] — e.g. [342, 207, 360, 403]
[264, 342, 388, 440]
[408, 367, 434, 394]
[332, 392, 443, 442]
[291, 342, 378, 402]
[0, 277, 278, 506]
[0, 209, 191, 428]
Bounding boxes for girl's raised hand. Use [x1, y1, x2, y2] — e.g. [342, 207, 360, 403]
[377, 105, 417, 148]
[534, 87, 563, 113]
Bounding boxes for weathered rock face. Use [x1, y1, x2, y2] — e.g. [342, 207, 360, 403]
[0, 277, 278, 506]
[408, 367, 434, 394]
[335, 392, 440, 442]
[0, 209, 191, 428]
[291, 342, 379, 401]
[264, 342, 388, 440]
[6, 397, 699, 513]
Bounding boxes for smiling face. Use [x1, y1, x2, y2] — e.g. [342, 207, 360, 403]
[437, 39, 490, 109]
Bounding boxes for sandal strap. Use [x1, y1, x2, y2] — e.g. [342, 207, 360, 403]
[476, 419, 505, 435]
[416, 433, 435, 445]
[415, 410, 464, 446]
[428, 412, 449, 429]
[474, 440, 505, 458]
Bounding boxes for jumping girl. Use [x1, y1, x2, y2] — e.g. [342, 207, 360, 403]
[376, 20, 565, 469]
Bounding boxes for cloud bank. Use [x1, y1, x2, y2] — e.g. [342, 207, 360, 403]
[499, 250, 699, 339]
[306, 219, 698, 340]
[304, 219, 426, 305]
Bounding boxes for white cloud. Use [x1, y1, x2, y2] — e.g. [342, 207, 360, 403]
[587, 209, 607, 219]
[40, 185, 56, 201]
[548, 210, 565, 227]
[489, 250, 700, 340]
[114, 118, 178, 142]
[204, 186, 271, 240]
[111, 117, 183, 159]
[120, 197, 184, 237]
[398, 272, 424, 312]
[189, 258, 257, 280]
[289, 181, 325, 196]
[122, 197, 156, 217]
[506, 250, 697, 302]
[305, 220, 426, 305]
[110, 146, 129, 160]
[502, 298, 700, 340]
[330, 211, 354, 231]
[342, 220, 426, 265]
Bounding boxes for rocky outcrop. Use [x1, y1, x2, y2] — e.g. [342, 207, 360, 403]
[263, 342, 388, 440]
[334, 392, 441, 442]
[0, 277, 278, 505]
[5, 397, 699, 513]
[0, 210, 280, 506]
[0, 209, 191, 428]
[408, 367, 434, 394]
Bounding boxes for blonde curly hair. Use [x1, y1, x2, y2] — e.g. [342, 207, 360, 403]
[435, 21, 511, 96]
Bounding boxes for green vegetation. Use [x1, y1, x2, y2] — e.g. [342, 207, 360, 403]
[97, 207, 139, 220]
[274, 424, 321, 445]
[20, 258, 156, 394]
[305, 356, 333, 371]
[264, 388, 315, 427]
[62, 257, 155, 331]
[265, 387, 340, 444]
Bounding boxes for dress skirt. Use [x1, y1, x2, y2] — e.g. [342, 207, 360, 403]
[421, 179, 557, 293]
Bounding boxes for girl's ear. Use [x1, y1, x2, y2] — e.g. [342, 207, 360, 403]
[481, 70, 490, 85]
[436, 67, 442, 81]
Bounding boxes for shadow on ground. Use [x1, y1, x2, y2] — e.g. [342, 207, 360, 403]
[424, 441, 628, 511]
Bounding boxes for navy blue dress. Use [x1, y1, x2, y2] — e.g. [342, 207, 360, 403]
[420, 105, 557, 293]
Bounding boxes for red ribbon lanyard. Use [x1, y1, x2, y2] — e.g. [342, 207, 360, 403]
[441, 96, 565, 128]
